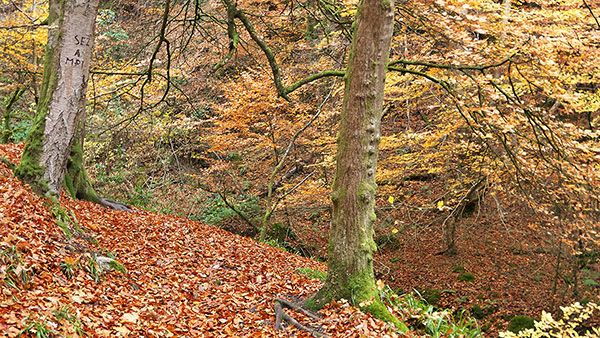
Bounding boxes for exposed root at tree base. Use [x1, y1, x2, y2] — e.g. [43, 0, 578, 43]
[99, 198, 133, 212]
[274, 298, 327, 338]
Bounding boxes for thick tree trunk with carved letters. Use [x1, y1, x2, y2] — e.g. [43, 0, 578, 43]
[16, 0, 100, 195]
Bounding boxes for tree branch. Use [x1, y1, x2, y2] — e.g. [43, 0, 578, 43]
[285, 70, 345, 94]
[388, 53, 516, 71]
[213, 1, 240, 71]
[583, 0, 600, 30]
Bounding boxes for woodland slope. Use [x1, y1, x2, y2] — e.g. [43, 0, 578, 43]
[0, 144, 402, 337]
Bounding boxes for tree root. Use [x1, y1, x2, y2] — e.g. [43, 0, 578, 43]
[99, 198, 133, 212]
[274, 298, 327, 338]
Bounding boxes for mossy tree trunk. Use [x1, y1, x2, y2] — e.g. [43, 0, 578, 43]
[15, 0, 100, 196]
[64, 119, 101, 203]
[306, 0, 404, 329]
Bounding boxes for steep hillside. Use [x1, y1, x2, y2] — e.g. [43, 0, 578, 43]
[0, 144, 402, 337]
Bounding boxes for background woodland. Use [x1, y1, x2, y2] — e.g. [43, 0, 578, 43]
[1, 0, 599, 335]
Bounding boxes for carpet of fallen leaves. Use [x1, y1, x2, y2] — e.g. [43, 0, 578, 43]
[0, 144, 416, 337]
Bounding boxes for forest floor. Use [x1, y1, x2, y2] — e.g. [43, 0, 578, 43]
[1, 143, 597, 337]
[0, 143, 406, 337]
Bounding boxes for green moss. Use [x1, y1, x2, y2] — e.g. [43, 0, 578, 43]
[14, 2, 63, 195]
[357, 180, 376, 202]
[471, 304, 485, 319]
[362, 298, 409, 332]
[305, 274, 409, 332]
[64, 140, 101, 203]
[458, 272, 475, 282]
[0, 156, 15, 170]
[361, 236, 377, 253]
[304, 285, 333, 311]
[507, 315, 535, 333]
[452, 264, 466, 273]
[347, 272, 408, 331]
[15, 110, 48, 194]
[296, 267, 327, 281]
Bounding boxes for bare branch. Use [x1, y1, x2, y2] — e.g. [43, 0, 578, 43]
[583, 0, 600, 29]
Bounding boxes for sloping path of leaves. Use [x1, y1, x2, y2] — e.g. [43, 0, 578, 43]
[0, 144, 405, 337]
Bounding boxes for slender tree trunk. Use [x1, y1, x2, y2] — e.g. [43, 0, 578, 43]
[1, 87, 25, 143]
[306, 0, 405, 329]
[16, 0, 99, 195]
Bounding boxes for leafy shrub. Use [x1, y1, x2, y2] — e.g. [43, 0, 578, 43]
[8, 118, 32, 142]
[499, 302, 600, 338]
[104, 28, 129, 41]
[128, 184, 153, 208]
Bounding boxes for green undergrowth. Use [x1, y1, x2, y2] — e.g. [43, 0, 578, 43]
[296, 267, 327, 281]
[458, 272, 475, 282]
[50, 203, 83, 240]
[49, 200, 126, 283]
[296, 264, 482, 336]
[59, 251, 127, 284]
[19, 305, 85, 337]
[0, 156, 15, 170]
[19, 320, 52, 338]
[380, 286, 482, 337]
[194, 194, 260, 225]
[1, 245, 34, 289]
[506, 315, 535, 334]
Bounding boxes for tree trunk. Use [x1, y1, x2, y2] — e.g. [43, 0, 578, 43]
[306, 0, 404, 329]
[64, 119, 101, 203]
[16, 0, 99, 195]
[1, 87, 25, 143]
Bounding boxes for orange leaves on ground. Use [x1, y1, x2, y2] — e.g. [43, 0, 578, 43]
[0, 144, 402, 337]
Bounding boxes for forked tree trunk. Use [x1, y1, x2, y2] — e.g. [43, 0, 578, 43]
[16, 0, 100, 195]
[306, 0, 404, 329]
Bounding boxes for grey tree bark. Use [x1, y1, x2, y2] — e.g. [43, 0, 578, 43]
[16, 0, 100, 195]
[41, 0, 99, 194]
